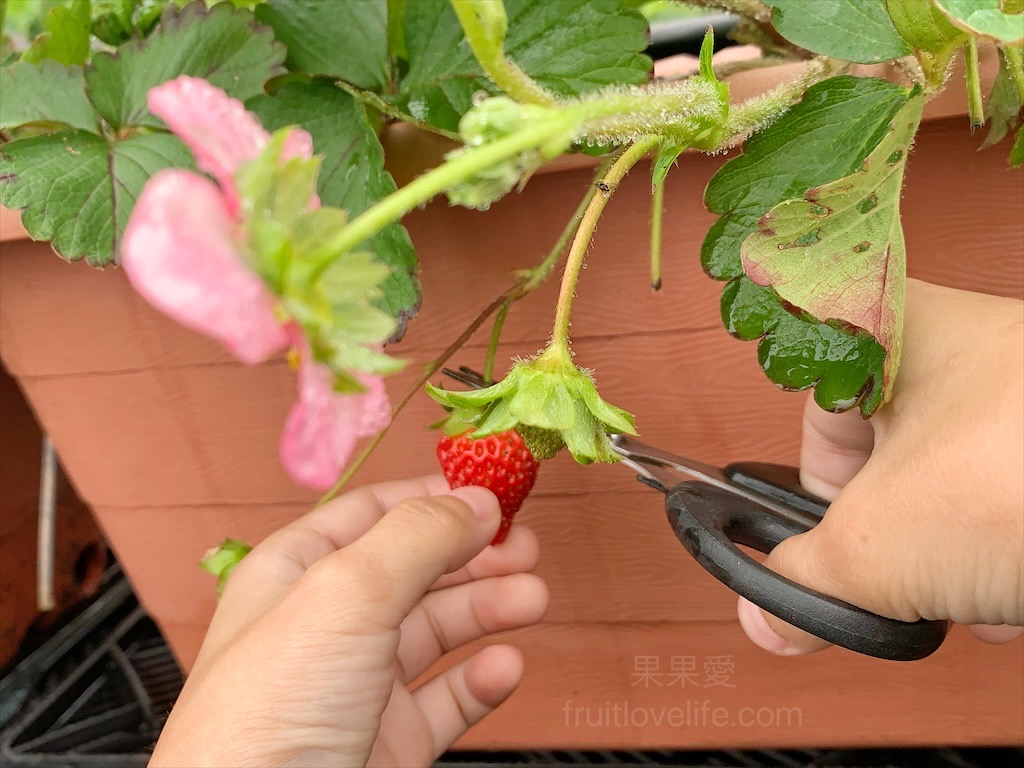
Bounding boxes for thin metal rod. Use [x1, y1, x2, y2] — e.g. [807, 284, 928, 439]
[37, 436, 57, 612]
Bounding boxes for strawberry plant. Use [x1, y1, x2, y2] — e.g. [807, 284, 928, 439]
[1, 0, 1022, 550]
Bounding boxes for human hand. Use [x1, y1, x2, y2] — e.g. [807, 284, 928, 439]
[149, 476, 548, 767]
[737, 279, 1024, 655]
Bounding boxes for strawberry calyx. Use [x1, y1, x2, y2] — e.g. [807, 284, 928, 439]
[199, 538, 253, 597]
[425, 343, 636, 464]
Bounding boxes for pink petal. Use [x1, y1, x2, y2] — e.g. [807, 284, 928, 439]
[355, 370, 391, 437]
[149, 76, 268, 190]
[281, 129, 314, 162]
[279, 356, 391, 489]
[122, 169, 288, 364]
[281, 127, 321, 210]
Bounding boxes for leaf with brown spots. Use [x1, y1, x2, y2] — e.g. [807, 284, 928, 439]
[741, 90, 925, 404]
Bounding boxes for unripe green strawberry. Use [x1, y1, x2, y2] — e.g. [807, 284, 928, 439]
[515, 425, 564, 460]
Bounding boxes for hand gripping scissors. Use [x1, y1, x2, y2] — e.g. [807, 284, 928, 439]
[441, 366, 949, 661]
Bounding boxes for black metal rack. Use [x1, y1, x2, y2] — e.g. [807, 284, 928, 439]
[0, 567, 182, 766]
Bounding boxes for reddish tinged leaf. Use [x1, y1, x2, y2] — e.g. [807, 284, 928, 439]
[741, 91, 924, 400]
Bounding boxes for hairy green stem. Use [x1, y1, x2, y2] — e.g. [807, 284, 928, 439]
[724, 58, 836, 142]
[550, 137, 660, 349]
[1004, 46, 1024, 101]
[582, 57, 836, 147]
[650, 174, 665, 292]
[482, 160, 612, 377]
[315, 166, 609, 504]
[336, 81, 461, 141]
[452, 0, 557, 107]
[319, 57, 833, 273]
[323, 114, 579, 257]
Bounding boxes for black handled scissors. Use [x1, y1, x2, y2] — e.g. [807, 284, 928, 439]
[441, 366, 949, 662]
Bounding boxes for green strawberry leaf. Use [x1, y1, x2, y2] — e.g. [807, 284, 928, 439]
[885, 0, 967, 55]
[247, 77, 421, 335]
[703, 77, 910, 281]
[20, 0, 91, 66]
[255, 0, 390, 91]
[934, 0, 1024, 44]
[0, 1, 284, 267]
[0, 59, 97, 131]
[86, 1, 285, 132]
[765, 0, 911, 63]
[396, 0, 651, 132]
[981, 51, 1023, 149]
[741, 90, 924, 402]
[703, 76, 913, 415]
[722, 276, 887, 414]
[0, 130, 193, 266]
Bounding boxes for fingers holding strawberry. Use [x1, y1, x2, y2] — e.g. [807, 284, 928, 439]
[437, 428, 539, 545]
[428, 350, 638, 544]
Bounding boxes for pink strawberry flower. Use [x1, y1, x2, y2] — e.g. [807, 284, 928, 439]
[121, 76, 390, 489]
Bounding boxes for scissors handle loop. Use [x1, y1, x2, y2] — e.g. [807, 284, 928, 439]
[665, 482, 949, 661]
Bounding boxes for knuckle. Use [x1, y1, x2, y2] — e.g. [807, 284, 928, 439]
[300, 546, 391, 606]
[389, 495, 474, 539]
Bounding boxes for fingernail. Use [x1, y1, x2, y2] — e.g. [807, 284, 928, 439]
[449, 486, 499, 521]
[970, 624, 1024, 644]
[737, 597, 801, 656]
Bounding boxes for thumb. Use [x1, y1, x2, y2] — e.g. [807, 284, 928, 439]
[798, 394, 874, 499]
[737, 396, 879, 656]
[296, 486, 501, 632]
[736, 523, 851, 656]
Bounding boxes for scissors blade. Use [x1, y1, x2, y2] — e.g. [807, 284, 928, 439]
[609, 434, 736, 495]
[440, 367, 491, 389]
[439, 367, 805, 521]
[611, 434, 817, 525]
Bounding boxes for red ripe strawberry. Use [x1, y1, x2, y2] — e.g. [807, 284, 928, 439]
[437, 429, 539, 544]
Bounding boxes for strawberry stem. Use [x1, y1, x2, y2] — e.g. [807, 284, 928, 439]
[549, 136, 661, 348]
[965, 38, 984, 128]
[1004, 45, 1024, 102]
[452, 0, 558, 108]
[323, 114, 580, 257]
[484, 300, 510, 381]
[650, 171, 665, 292]
[482, 159, 614, 381]
[336, 81, 462, 141]
[314, 166, 610, 505]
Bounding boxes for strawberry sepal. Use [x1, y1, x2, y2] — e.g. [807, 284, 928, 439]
[426, 343, 636, 465]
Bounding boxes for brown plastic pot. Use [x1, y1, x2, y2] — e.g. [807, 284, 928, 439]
[0, 52, 1021, 748]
